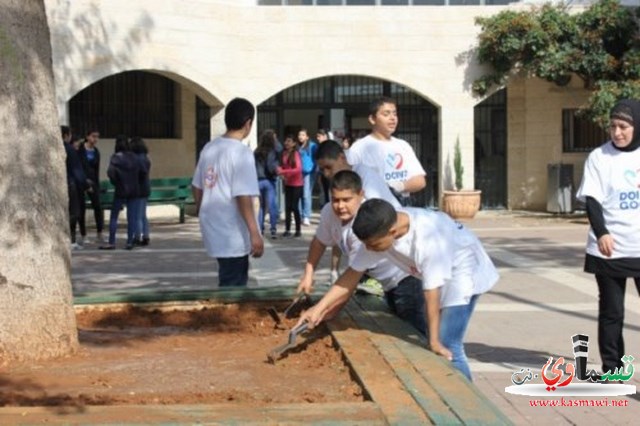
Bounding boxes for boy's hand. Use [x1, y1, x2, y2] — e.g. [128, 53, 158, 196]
[295, 304, 324, 330]
[430, 340, 453, 361]
[249, 231, 264, 258]
[296, 274, 314, 295]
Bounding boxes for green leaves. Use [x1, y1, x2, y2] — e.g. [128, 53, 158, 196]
[474, 0, 640, 128]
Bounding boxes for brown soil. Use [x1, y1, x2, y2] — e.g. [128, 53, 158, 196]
[0, 302, 364, 407]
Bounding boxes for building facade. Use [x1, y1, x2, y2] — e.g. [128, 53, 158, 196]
[45, 0, 600, 210]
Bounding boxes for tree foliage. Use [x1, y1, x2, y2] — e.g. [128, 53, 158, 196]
[474, 0, 640, 127]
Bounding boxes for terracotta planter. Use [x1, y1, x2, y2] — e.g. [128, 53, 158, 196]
[441, 190, 482, 221]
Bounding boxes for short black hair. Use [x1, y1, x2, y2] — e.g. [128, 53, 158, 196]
[368, 96, 397, 117]
[61, 125, 71, 138]
[352, 199, 397, 241]
[224, 97, 255, 130]
[331, 170, 362, 193]
[315, 139, 343, 161]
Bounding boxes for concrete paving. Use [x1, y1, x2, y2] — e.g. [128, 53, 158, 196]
[71, 206, 640, 425]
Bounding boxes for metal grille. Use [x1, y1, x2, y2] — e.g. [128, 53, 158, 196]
[258, 75, 438, 206]
[562, 109, 608, 153]
[69, 71, 177, 139]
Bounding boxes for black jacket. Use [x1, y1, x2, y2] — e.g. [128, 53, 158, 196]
[107, 151, 141, 199]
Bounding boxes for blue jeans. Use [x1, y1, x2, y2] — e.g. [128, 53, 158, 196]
[109, 197, 139, 246]
[301, 171, 316, 220]
[384, 276, 427, 337]
[258, 179, 278, 234]
[439, 295, 479, 381]
[217, 256, 249, 287]
[136, 197, 149, 239]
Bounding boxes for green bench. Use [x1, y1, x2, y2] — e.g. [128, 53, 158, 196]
[87, 176, 194, 223]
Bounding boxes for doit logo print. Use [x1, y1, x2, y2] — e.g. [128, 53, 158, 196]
[386, 153, 403, 170]
[505, 334, 636, 397]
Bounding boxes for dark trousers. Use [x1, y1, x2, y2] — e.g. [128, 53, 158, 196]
[384, 276, 427, 337]
[80, 182, 104, 235]
[595, 274, 640, 373]
[320, 174, 330, 206]
[217, 255, 249, 287]
[68, 182, 81, 243]
[284, 185, 302, 233]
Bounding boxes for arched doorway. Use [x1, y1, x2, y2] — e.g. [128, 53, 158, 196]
[258, 75, 439, 206]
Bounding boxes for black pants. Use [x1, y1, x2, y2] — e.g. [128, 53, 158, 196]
[595, 274, 640, 373]
[320, 174, 330, 206]
[284, 185, 302, 233]
[80, 182, 104, 235]
[68, 182, 81, 243]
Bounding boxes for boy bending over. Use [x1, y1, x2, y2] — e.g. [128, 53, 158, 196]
[296, 170, 426, 335]
[298, 199, 499, 381]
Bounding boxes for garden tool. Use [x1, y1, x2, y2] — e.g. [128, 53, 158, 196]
[283, 293, 312, 319]
[267, 321, 309, 363]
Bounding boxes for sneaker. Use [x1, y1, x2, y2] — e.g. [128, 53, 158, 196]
[356, 278, 384, 296]
[99, 244, 116, 250]
[140, 237, 150, 246]
[70, 242, 84, 251]
[294, 231, 302, 238]
[96, 233, 106, 243]
[270, 231, 278, 240]
[125, 244, 134, 250]
[303, 218, 311, 226]
[282, 231, 292, 238]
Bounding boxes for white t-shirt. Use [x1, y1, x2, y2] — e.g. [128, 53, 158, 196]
[315, 204, 407, 291]
[192, 136, 259, 258]
[576, 142, 640, 259]
[347, 134, 426, 196]
[352, 164, 402, 210]
[350, 208, 499, 307]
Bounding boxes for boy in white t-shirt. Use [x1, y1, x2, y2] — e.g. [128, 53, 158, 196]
[191, 98, 264, 287]
[298, 199, 499, 381]
[296, 170, 426, 335]
[346, 96, 426, 206]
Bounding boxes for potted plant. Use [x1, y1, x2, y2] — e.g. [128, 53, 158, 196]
[441, 138, 482, 220]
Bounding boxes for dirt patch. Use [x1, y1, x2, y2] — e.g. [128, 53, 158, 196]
[0, 302, 364, 407]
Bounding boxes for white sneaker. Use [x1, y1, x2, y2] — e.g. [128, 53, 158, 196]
[303, 218, 311, 226]
[80, 236, 90, 245]
[96, 233, 106, 243]
[71, 242, 84, 251]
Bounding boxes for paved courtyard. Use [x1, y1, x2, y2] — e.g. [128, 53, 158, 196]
[71, 206, 640, 425]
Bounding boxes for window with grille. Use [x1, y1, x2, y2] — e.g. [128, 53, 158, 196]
[69, 71, 178, 139]
[562, 109, 608, 153]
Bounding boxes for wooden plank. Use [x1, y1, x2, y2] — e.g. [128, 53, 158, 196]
[344, 299, 461, 425]
[354, 295, 513, 425]
[329, 313, 431, 425]
[0, 402, 385, 425]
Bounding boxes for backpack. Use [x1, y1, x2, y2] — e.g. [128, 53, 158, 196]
[300, 142, 316, 174]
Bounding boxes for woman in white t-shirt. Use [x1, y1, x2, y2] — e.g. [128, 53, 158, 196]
[576, 99, 640, 375]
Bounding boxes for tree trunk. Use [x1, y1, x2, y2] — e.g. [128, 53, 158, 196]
[0, 0, 78, 363]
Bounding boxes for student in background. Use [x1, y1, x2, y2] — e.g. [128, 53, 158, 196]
[347, 97, 426, 206]
[277, 135, 303, 238]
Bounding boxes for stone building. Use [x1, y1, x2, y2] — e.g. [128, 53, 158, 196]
[45, 0, 606, 211]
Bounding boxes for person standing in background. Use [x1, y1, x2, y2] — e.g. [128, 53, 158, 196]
[278, 135, 303, 238]
[191, 98, 263, 287]
[130, 137, 151, 246]
[298, 129, 318, 226]
[78, 128, 105, 243]
[62, 126, 87, 250]
[346, 97, 426, 206]
[255, 129, 280, 239]
[101, 135, 141, 251]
